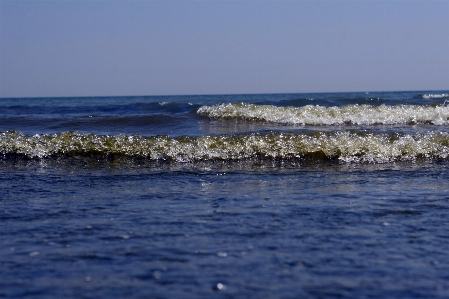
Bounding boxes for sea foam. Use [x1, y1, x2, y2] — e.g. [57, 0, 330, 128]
[197, 103, 449, 126]
[2, 130, 449, 163]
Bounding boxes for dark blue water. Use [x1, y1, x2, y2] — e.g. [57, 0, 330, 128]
[1, 91, 449, 298]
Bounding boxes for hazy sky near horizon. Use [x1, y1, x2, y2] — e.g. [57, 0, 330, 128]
[1, 0, 448, 98]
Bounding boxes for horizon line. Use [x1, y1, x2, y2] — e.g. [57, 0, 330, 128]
[1, 89, 448, 100]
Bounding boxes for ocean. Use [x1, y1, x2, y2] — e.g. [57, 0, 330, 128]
[1, 91, 449, 298]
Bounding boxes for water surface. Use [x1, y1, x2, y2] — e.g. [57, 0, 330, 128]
[1, 91, 449, 298]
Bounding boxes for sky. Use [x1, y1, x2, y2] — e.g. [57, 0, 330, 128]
[0, 0, 448, 98]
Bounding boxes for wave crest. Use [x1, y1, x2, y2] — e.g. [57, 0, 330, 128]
[2, 130, 449, 163]
[422, 93, 449, 99]
[197, 103, 449, 125]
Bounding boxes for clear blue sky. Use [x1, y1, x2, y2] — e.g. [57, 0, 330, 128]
[1, 0, 448, 98]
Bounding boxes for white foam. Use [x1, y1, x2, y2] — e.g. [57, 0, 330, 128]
[2, 130, 449, 163]
[422, 94, 449, 99]
[197, 103, 449, 126]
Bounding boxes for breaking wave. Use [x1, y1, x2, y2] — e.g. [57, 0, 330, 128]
[2, 130, 449, 163]
[197, 103, 449, 125]
[422, 93, 449, 99]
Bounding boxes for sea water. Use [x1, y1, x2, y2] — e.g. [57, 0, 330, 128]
[1, 91, 449, 298]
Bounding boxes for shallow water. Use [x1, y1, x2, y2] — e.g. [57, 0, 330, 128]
[1, 91, 449, 298]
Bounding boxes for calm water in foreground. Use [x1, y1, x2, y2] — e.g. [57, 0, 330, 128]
[1, 91, 449, 298]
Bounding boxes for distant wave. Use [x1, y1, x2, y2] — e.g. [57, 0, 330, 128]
[197, 103, 449, 125]
[421, 93, 449, 99]
[2, 130, 449, 163]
